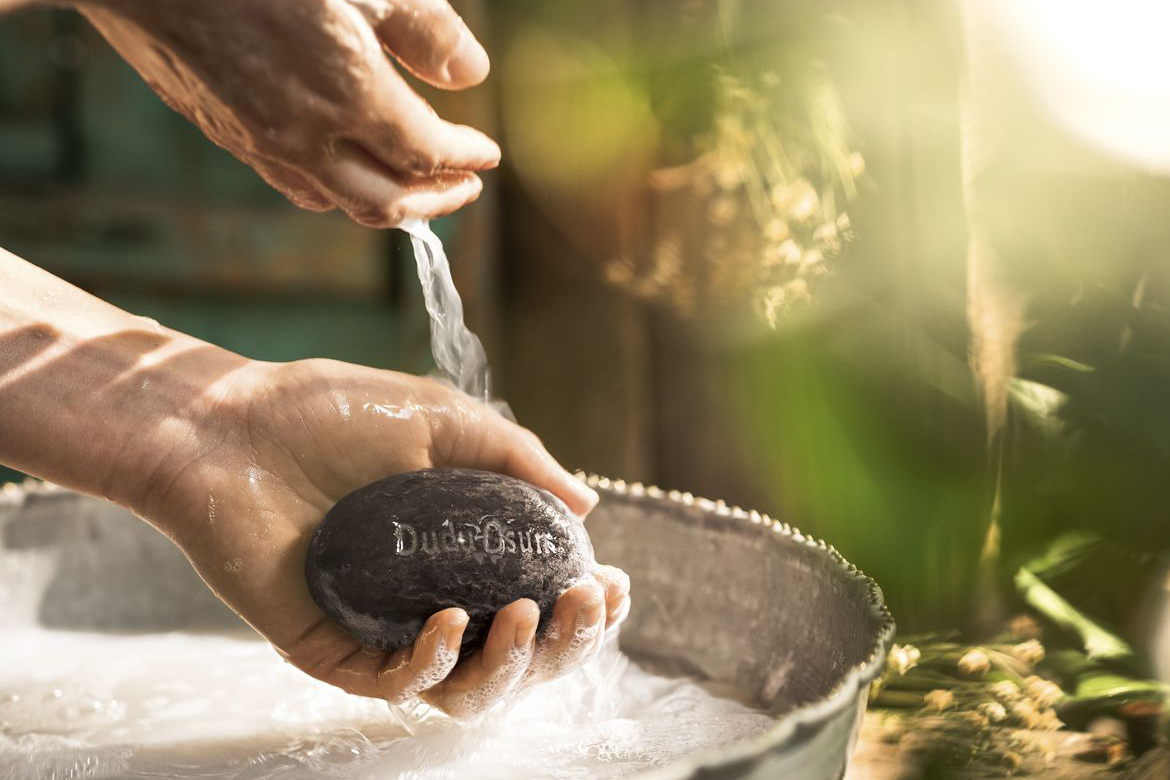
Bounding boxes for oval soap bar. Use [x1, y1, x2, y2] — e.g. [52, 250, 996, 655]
[305, 468, 595, 655]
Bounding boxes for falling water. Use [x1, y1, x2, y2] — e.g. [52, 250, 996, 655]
[399, 219, 491, 402]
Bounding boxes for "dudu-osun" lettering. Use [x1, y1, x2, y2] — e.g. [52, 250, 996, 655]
[393, 519, 557, 557]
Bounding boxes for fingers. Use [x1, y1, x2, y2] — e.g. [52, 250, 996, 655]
[527, 580, 606, 684]
[282, 608, 464, 700]
[358, 101, 501, 179]
[593, 565, 632, 630]
[366, 0, 490, 89]
[244, 154, 335, 212]
[283, 580, 623, 712]
[436, 397, 600, 517]
[352, 43, 499, 179]
[387, 171, 484, 222]
[423, 598, 538, 716]
[250, 1, 500, 223]
[307, 140, 485, 227]
[378, 607, 466, 702]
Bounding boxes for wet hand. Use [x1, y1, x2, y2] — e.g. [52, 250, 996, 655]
[415, 565, 630, 718]
[137, 358, 630, 716]
[75, 0, 499, 226]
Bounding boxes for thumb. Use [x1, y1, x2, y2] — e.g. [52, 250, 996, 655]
[358, 0, 490, 89]
[435, 395, 600, 517]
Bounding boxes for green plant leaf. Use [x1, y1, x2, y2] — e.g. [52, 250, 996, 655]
[1014, 567, 1133, 660]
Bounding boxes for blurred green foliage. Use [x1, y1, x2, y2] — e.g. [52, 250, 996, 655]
[492, 0, 1170, 649]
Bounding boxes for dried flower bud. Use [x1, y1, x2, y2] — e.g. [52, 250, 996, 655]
[1012, 699, 1043, 729]
[1007, 614, 1042, 641]
[772, 180, 819, 222]
[961, 711, 990, 729]
[769, 183, 788, 210]
[889, 644, 921, 675]
[715, 161, 742, 191]
[1010, 639, 1045, 668]
[813, 222, 838, 242]
[1036, 708, 1064, 731]
[775, 239, 802, 266]
[924, 689, 955, 712]
[765, 219, 790, 242]
[958, 648, 991, 678]
[760, 287, 786, 328]
[990, 680, 1022, 702]
[978, 701, 1008, 723]
[1001, 750, 1023, 774]
[849, 152, 866, 178]
[789, 186, 819, 223]
[604, 260, 634, 284]
[1024, 676, 1063, 709]
[800, 248, 825, 269]
[708, 195, 739, 226]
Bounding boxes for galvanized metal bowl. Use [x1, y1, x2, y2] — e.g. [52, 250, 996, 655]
[0, 477, 893, 779]
[583, 475, 894, 780]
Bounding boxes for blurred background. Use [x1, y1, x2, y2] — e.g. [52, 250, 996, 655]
[1, 0, 1168, 754]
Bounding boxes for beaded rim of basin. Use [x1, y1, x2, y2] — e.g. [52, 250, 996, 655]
[578, 472, 896, 780]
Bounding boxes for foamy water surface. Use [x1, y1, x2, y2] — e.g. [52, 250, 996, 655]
[0, 627, 774, 780]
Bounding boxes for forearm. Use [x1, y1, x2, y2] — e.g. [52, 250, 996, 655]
[0, 247, 248, 511]
[0, 0, 52, 13]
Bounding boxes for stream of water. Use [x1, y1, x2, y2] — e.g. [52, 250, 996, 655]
[399, 219, 492, 403]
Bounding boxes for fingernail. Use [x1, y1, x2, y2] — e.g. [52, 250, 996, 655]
[566, 474, 600, 517]
[514, 619, 537, 649]
[444, 27, 490, 85]
[444, 610, 469, 648]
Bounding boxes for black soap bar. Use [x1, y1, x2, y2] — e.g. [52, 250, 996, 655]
[305, 468, 595, 655]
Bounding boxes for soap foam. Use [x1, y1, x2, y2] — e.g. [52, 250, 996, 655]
[0, 627, 775, 779]
[394, 635, 460, 703]
[438, 643, 534, 719]
[528, 611, 606, 687]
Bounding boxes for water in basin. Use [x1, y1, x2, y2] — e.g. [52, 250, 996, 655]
[0, 625, 774, 779]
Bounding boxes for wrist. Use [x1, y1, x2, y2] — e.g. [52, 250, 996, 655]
[0, 317, 253, 517]
[97, 331, 258, 520]
[0, 247, 263, 527]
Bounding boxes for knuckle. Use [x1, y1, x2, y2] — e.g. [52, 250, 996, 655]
[384, 203, 408, 227]
[517, 428, 545, 455]
[395, 0, 463, 48]
[287, 646, 344, 680]
[383, 687, 410, 705]
[349, 202, 402, 229]
[258, 131, 316, 168]
[285, 189, 333, 212]
[400, 144, 444, 178]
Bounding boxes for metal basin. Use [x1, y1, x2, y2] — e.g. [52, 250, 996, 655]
[0, 477, 893, 779]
